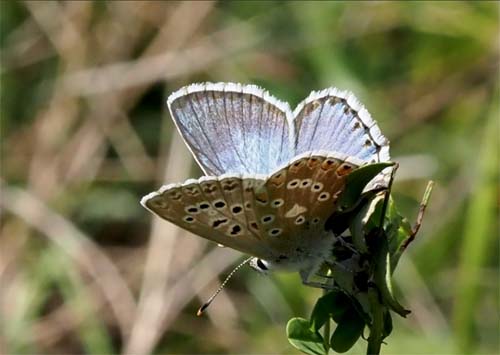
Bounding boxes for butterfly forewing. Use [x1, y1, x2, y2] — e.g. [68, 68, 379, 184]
[142, 177, 270, 259]
[168, 83, 294, 176]
[293, 89, 390, 163]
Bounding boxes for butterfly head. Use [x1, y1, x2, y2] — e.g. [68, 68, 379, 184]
[249, 257, 271, 274]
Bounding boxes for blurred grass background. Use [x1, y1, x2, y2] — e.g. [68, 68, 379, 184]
[0, 1, 498, 354]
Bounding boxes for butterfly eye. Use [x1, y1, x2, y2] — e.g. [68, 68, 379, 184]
[249, 258, 270, 273]
[256, 259, 268, 271]
[183, 216, 195, 223]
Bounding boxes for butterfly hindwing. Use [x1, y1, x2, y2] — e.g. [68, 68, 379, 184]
[245, 152, 363, 263]
[168, 83, 294, 175]
[293, 89, 390, 163]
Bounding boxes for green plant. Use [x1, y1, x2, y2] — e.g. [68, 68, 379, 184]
[286, 163, 434, 355]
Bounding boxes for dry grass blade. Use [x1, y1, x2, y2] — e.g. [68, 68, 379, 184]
[0, 182, 137, 341]
[124, 132, 193, 355]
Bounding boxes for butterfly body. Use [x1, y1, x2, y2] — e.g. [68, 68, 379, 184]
[142, 82, 390, 283]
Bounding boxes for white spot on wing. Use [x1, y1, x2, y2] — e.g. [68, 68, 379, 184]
[285, 204, 308, 218]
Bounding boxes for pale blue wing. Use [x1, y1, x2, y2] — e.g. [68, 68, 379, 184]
[293, 88, 390, 163]
[167, 82, 294, 175]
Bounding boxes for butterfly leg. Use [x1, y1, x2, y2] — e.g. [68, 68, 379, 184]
[302, 280, 338, 290]
[300, 267, 339, 290]
[335, 236, 359, 254]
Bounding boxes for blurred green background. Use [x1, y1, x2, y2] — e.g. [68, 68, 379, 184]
[1, 1, 498, 354]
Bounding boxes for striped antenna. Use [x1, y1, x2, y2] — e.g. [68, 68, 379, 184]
[197, 256, 253, 316]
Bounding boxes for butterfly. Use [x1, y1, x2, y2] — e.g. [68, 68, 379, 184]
[141, 82, 390, 288]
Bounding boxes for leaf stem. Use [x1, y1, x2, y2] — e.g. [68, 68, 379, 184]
[322, 288, 330, 353]
[366, 288, 384, 355]
[323, 311, 330, 353]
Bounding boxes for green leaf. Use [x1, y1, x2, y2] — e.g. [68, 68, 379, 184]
[382, 309, 393, 339]
[384, 199, 413, 271]
[330, 311, 365, 353]
[310, 291, 351, 331]
[337, 162, 394, 211]
[373, 234, 411, 317]
[350, 194, 385, 253]
[325, 188, 381, 236]
[287, 318, 327, 355]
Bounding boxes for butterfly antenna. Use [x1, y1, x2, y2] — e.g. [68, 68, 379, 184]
[197, 256, 253, 316]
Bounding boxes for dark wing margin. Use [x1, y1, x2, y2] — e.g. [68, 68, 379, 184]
[293, 88, 390, 163]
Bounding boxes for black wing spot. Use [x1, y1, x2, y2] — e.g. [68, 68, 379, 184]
[214, 201, 226, 208]
[230, 224, 242, 235]
[312, 183, 323, 191]
[318, 192, 330, 201]
[256, 197, 268, 204]
[269, 228, 282, 236]
[261, 215, 274, 223]
[231, 205, 243, 214]
[212, 218, 228, 228]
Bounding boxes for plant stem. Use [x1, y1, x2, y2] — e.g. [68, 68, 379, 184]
[323, 313, 330, 352]
[323, 288, 330, 353]
[366, 288, 384, 355]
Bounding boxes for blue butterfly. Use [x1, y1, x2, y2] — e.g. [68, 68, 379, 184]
[141, 82, 390, 287]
